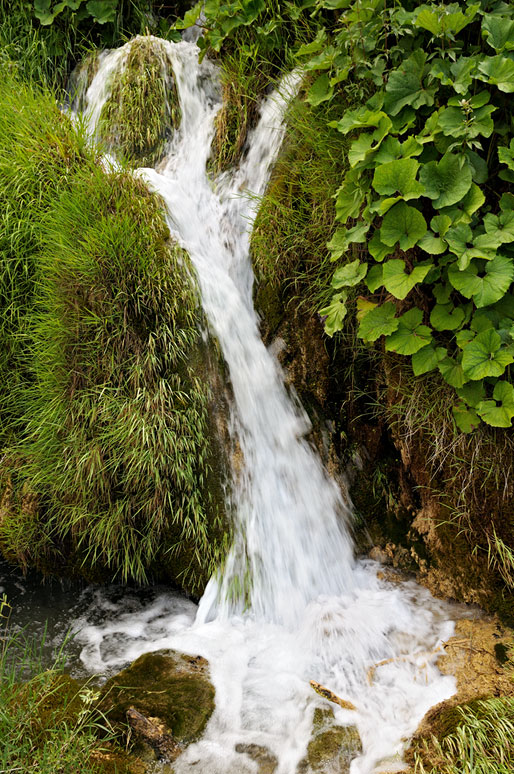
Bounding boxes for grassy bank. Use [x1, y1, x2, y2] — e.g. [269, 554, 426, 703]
[0, 65, 227, 592]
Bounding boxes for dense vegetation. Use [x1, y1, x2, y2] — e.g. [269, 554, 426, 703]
[1, 1, 514, 771]
[0, 4, 227, 593]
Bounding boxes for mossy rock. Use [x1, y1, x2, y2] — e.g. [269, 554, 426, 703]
[235, 743, 278, 774]
[297, 708, 362, 773]
[100, 650, 215, 745]
[99, 36, 180, 166]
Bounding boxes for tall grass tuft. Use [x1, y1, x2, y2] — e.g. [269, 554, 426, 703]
[414, 698, 514, 774]
[251, 89, 351, 316]
[0, 69, 227, 592]
[99, 36, 181, 166]
[0, 595, 130, 773]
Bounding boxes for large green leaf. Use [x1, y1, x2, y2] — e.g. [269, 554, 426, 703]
[332, 107, 390, 135]
[478, 55, 514, 92]
[446, 223, 499, 270]
[437, 102, 495, 140]
[456, 381, 486, 407]
[358, 301, 399, 342]
[430, 303, 465, 331]
[439, 183, 485, 226]
[383, 50, 437, 116]
[477, 381, 514, 427]
[430, 57, 478, 95]
[462, 329, 514, 379]
[498, 138, 514, 171]
[411, 344, 447, 376]
[331, 260, 368, 289]
[368, 230, 391, 262]
[482, 14, 514, 53]
[365, 264, 384, 292]
[320, 292, 348, 337]
[382, 259, 432, 300]
[419, 153, 472, 209]
[483, 210, 514, 245]
[334, 171, 368, 222]
[306, 74, 334, 106]
[448, 256, 514, 306]
[385, 308, 432, 355]
[380, 202, 427, 250]
[415, 3, 479, 36]
[86, 0, 117, 23]
[327, 224, 369, 260]
[438, 355, 467, 388]
[418, 231, 447, 255]
[373, 136, 423, 165]
[452, 403, 480, 433]
[472, 254, 514, 308]
[372, 158, 423, 199]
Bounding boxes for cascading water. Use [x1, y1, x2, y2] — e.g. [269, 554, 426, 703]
[67, 35, 466, 774]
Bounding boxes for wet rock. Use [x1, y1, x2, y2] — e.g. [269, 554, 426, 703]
[235, 743, 278, 774]
[297, 708, 362, 773]
[126, 707, 181, 761]
[100, 649, 215, 760]
[369, 546, 392, 565]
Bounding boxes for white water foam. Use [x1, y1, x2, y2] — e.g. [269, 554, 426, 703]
[72, 36, 464, 773]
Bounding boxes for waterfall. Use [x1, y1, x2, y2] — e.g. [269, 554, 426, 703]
[71, 36, 461, 774]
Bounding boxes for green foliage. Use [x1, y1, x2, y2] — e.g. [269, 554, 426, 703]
[0, 70, 226, 591]
[285, 0, 514, 431]
[0, 609, 125, 773]
[414, 697, 514, 774]
[99, 36, 180, 166]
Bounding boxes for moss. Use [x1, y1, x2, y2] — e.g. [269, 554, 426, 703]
[100, 650, 215, 744]
[99, 36, 180, 166]
[298, 708, 362, 773]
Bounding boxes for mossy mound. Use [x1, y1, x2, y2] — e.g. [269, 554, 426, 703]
[0, 68, 229, 593]
[100, 650, 215, 746]
[99, 36, 180, 166]
[297, 708, 362, 773]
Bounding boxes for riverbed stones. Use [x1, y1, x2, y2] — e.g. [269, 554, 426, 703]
[297, 708, 362, 773]
[100, 649, 215, 761]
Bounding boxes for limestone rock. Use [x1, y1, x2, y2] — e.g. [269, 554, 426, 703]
[100, 649, 215, 760]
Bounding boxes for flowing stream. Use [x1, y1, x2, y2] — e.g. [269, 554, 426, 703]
[50, 36, 473, 773]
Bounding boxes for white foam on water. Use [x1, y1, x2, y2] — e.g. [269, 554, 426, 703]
[71, 36, 464, 773]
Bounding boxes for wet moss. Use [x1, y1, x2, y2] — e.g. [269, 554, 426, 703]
[298, 708, 362, 773]
[100, 650, 215, 744]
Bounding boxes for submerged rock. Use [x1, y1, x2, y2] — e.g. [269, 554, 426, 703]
[235, 743, 278, 774]
[100, 649, 215, 761]
[297, 708, 362, 773]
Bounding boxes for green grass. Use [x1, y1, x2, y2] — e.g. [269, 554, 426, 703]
[414, 698, 514, 774]
[99, 35, 181, 166]
[0, 68, 228, 592]
[0, 70, 92, 448]
[250, 88, 352, 318]
[209, 50, 271, 175]
[0, 0, 170, 94]
[382, 361, 514, 592]
[0, 597, 131, 774]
